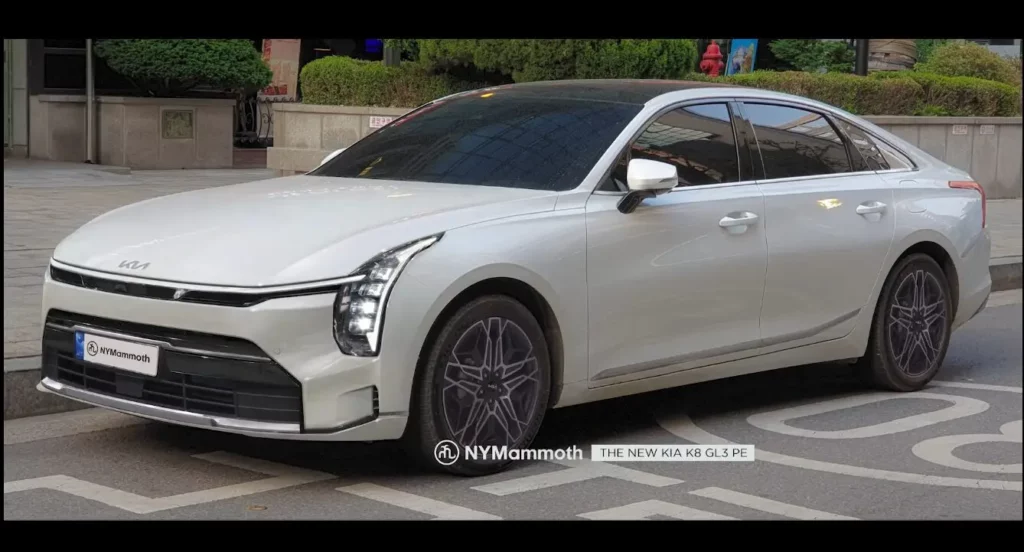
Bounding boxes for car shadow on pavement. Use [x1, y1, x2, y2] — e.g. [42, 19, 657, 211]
[135, 360, 869, 477]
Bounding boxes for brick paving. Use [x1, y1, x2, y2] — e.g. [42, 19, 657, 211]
[3, 161, 1021, 362]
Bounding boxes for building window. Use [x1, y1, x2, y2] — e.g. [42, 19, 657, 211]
[30, 39, 159, 95]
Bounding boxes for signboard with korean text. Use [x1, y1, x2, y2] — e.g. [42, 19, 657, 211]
[258, 39, 301, 101]
[369, 116, 395, 129]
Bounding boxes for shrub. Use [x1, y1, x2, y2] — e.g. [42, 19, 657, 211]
[871, 71, 1021, 116]
[416, 39, 698, 83]
[915, 41, 1021, 87]
[299, 56, 478, 107]
[914, 39, 951, 64]
[768, 39, 856, 73]
[93, 39, 272, 96]
[683, 70, 1019, 116]
[725, 71, 920, 114]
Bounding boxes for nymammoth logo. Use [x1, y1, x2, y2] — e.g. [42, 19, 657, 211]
[118, 260, 150, 270]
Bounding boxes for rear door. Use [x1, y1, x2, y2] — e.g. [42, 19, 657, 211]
[738, 101, 896, 349]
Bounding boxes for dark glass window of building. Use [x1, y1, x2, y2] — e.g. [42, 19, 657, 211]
[742, 103, 852, 179]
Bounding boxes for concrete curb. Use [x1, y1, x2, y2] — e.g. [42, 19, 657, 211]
[5, 258, 1022, 421]
[990, 256, 1023, 292]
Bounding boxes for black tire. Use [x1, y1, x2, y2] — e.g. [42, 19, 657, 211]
[857, 253, 953, 391]
[403, 294, 552, 476]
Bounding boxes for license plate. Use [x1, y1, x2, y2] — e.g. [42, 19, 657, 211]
[75, 331, 160, 377]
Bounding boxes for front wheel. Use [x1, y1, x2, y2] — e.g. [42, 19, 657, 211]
[858, 253, 953, 391]
[404, 295, 551, 476]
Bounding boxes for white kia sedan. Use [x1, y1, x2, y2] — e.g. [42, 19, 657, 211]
[38, 80, 991, 476]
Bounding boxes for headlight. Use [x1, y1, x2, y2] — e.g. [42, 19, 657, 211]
[333, 234, 442, 356]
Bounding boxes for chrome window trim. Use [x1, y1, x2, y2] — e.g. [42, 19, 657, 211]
[49, 258, 365, 295]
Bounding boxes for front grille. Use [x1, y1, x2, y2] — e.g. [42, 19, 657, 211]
[50, 265, 340, 308]
[43, 310, 303, 425]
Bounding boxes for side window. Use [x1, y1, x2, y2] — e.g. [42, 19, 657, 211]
[874, 136, 915, 170]
[834, 119, 889, 170]
[743, 103, 853, 180]
[606, 103, 740, 190]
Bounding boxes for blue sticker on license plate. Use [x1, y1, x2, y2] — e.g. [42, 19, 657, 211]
[75, 331, 85, 359]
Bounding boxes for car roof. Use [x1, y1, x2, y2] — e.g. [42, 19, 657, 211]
[467, 79, 739, 105]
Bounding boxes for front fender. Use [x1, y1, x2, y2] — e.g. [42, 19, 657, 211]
[371, 208, 590, 415]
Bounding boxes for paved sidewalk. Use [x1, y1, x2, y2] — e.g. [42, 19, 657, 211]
[2, 162, 1021, 364]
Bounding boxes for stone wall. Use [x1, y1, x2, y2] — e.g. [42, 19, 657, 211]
[267, 103, 1023, 199]
[29, 95, 235, 169]
[266, 103, 411, 174]
[869, 116, 1022, 200]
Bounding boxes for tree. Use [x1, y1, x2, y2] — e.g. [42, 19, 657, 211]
[768, 39, 856, 73]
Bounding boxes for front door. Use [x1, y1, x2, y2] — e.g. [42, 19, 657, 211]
[739, 101, 896, 348]
[585, 102, 767, 384]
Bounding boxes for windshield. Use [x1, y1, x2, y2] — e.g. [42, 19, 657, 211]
[309, 91, 642, 192]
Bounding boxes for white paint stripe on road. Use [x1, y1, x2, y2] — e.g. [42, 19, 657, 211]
[930, 381, 1022, 394]
[337, 483, 501, 520]
[579, 499, 735, 520]
[690, 487, 857, 520]
[745, 392, 990, 439]
[4, 407, 147, 445]
[471, 458, 683, 496]
[4, 475, 158, 514]
[657, 412, 1022, 492]
[3, 451, 336, 514]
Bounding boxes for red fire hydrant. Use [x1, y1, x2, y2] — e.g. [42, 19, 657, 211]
[699, 42, 725, 78]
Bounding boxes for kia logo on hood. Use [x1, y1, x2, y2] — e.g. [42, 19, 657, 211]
[118, 260, 150, 270]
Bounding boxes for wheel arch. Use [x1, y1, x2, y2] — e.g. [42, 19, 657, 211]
[887, 233, 962, 320]
[412, 273, 566, 411]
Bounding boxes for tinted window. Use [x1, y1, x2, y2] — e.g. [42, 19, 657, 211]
[310, 92, 641, 192]
[875, 136, 914, 170]
[607, 103, 739, 190]
[743, 103, 852, 179]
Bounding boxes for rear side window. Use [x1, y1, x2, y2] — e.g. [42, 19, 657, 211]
[833, 119, 913, 171]
[310, 93, 642, 192]
[742, 103, 853, 179]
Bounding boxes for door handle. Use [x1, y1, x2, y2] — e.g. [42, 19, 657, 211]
[719, 212, 759, 227]
[856, 201, 887, 215]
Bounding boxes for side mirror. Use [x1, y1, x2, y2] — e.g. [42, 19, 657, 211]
[319, 148, 346, 166]
[617, 159, 677, 214]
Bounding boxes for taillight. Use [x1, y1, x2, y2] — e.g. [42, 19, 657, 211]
[949, 180, 986, 228]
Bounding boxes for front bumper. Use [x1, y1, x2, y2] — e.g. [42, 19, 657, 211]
[37, 262, 410, 441]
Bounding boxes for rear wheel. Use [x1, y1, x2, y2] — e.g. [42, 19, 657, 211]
[858, 253, 953, 391]
[404, 295, 551, 476]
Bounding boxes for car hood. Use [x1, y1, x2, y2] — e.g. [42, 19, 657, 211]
[51, 175, 558, 287]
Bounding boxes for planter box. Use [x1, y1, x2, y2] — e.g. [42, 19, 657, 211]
[267, 103, 1023, 199]
[29, 95, 235, 169]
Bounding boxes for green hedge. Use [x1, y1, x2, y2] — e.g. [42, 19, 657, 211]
[416, 39, 698, 83]
[869, 71, 1021, 116]
[299, 56, 478, 107]
[94, 39, 272, 96]
[301, 56, 1021, 117]
[685, 70, 1020, 117]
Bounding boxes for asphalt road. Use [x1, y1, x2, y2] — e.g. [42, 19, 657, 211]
[5, 290, 1021, 520]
